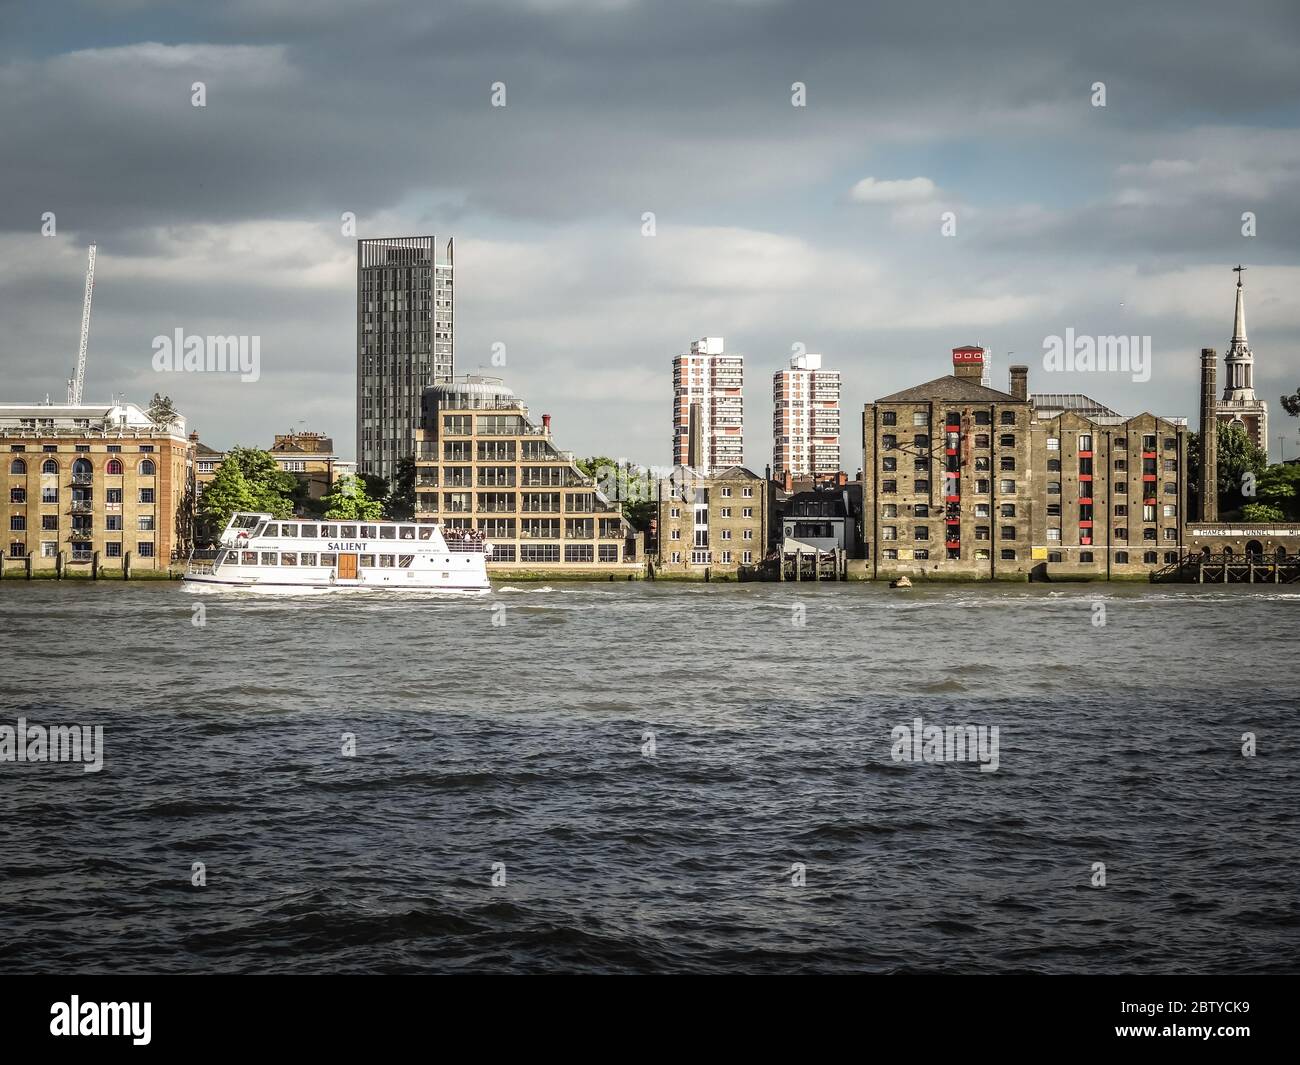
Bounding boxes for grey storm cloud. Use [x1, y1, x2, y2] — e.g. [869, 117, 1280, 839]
[1, 0, 1299, 461]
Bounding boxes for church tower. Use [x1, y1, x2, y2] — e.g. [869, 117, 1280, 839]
[1216, 265, 1269, 459]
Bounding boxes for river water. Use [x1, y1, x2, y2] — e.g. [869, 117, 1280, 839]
[1, 580, 1296, 973]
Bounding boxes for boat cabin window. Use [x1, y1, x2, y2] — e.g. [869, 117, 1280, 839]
[322, 525, 338, 538]
[418, 527, 434, 540]
[399, 554, 414, 568]
[282, 524, 299, 537]
[359, 554, 376, 567]
[340, 525, 357, 538]
[242, 551, 258, 565]
[298, 524, 315, 537]
[320, 553, 337, 566]
[399, 526, 416, 540]
[360, 525, 378, 538]
[379, 554, 395, 566]
[261, 552, 277, 565]
[281, 552, 298, 566]
[300, 552, 317, 566]
[380, 526, 397, 540]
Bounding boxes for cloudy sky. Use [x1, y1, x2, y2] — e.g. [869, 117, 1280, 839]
[3, 0, 1299, 466]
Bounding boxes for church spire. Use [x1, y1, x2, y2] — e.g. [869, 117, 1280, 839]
[1231, 264, 1247, 344]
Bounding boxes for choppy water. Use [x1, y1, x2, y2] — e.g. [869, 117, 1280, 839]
[1, 580, 1297, 974]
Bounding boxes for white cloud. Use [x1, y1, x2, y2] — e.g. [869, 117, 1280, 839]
[849, 176, 937, 204]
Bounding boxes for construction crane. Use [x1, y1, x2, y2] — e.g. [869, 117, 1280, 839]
[66, 242, 96, 405]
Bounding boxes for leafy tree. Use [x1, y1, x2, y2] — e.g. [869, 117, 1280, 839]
[1187, 422, 1268, 512]
[1242, 502, 1286, 523]
[224, 446, 297, 517]
[385, 457, 416, 520]
[1281, 388, 1300, 417]
[360, 472, 389, 504]
[196, 461, 256, 541]
[577, 456, 654, 529]
[1253, 463, 1300, 520]
[322, 475, 384, 520]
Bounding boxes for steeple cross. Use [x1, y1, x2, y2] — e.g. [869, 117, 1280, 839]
[1233, 264, 1247, 285]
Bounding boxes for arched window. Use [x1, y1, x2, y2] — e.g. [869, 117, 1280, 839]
[106, 458, 124, 475]
[41, 459, 59, 474]
[9, 458, 26, 475]
[72, 458, 93, 477]
[139, 459, 156, 476]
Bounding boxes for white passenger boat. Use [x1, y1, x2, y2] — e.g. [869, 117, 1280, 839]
[184, 512, 491, 592]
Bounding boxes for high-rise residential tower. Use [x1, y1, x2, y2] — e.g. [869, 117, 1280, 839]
[356, 236, 454, 483]
[671, 337, 743, 474]
[772, 351, 841, 482]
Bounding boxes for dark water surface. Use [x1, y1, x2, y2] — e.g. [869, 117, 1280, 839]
[1, 580, 1296, 974]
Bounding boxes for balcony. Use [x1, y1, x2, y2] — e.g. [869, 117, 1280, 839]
[71, 473, 92, 486]
[69, 530, 93, 542]
[70, 500, 93, 513]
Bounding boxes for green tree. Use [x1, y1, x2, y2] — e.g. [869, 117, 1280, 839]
[224, 446, 297, 517]
[322, 474, 384, 520]
[1253, 463, 1300, 520]
[1242, 502, 1286, 523]
[1188, 422, 1268, 513]
[1281, 387, 1300, 417]
[385, 457, 416, 520]
[577, 455, 655, 529]
[196, 461, 256, 541]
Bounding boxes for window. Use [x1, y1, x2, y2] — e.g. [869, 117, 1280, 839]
[1114, 551, 1128, 564]
[9, 487, 24, 504]
[742, 508, 753, 518]
[1164, 528, 1178, 541]
[975, 479, 990, 494]
[974, 456, 990, 471]
[42, 487, 58, 503]
[105, 542, 122, 558]
[914, 549, 929, 560]
[10, 515, 26, 531]
[1163, 458, 1177, 471]
[882, 504, 898, 518]
[1000, 456, 1015, 471]
[598, 544, 619, 563]
[1000, 525, 1016, 540]
[9, 541, 26, 557]
[914, 480, 930, 493]
[1143, 435, 1156, 451]
[138, 542, 155, 558]
[41, 514, 57, 530]
[914, 526, 929, 541]
[1164, 552, 1179, 564]
[742, 487, 753, 498]
[999, 434, 1015, 447]
[974, 434, 989, 449]
[9, 458, 26, 475]
[914, 434, 930, 449]
[1163, 504, 1177, 518]
[882, 434, 897, 449]
[912, 411, 929, 426]
[139, 488, 155, 504]
[1047, 528, 1061, 541]
[1046, 437, 1060, 451]
[721, 487, 732, 497]
[41, 459, 59, 474]
[1144, 551, 1158, 564]
[281, 552, 298, 566]
[882, 457, 897, 471]
[882, 411, 896, 426]
[975, 526, 990, 540]
[973, 504, 989, 518]
[914, 504, 930, 517]
[999, 480, 1015, 494]
[881, 526, 897, 540]
[1164, 437, 1177, 451]
[974, 411, 991, 426]
[1143, 528, 1157, 541]
[882, 479, 897, 494]
[1143, 504, 1156, 522]
[139, 459, 156, 476]
[1000, 549, 1016, 560]
[1114, 504, 1127, 516]
[1048, 551, 1062, 563]
[1079, 551, 1094, 563]
[974, 548, 990, 560]
[1164, 482, 1178, 495]
[106, 459, 123, 475]
[883, 549, 898, 560]
[1047, 503, 1061, 517]
[1000, 503, 1016, 517]
[106, 488, 122, 504]
[1115, 528, 1128, 540]
[1000, 411, 1016, 425]
[138, 515, 155, 531]
[1047, 481, 1061, 495]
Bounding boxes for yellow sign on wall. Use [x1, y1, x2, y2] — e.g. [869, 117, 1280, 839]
[1031, 547, 1049, 560]
[897, 548, 914, 560]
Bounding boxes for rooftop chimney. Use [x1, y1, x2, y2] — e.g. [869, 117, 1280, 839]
[1199, 348, 1218, 521]
[1009, 365, 1029, 401]
[952, 346, 985, 381]
[542, 413, 551, 434]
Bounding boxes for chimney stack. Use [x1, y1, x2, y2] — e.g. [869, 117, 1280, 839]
[1009, 365, 1029, 401]
[542, 413, 551, 434]
[1199, 348, 1218, 521]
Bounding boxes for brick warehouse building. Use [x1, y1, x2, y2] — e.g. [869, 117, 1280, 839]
[861, 348, 1189, 580]
[1, 400, 194, 574]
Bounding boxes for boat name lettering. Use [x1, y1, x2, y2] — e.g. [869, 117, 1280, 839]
[327, 542, 368, 551]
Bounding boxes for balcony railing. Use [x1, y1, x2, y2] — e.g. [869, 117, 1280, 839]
[69, 530, 93, 541]
[71, 473, 93, 485]
[70, 500, 93, 513]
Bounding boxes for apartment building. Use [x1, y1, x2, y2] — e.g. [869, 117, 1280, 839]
[655, 464, 768, 577]
[194, 431, 340, 503]
[772, 351, 841, 483]
[357, 235, 454, 483]
[0, 400, 193, 572]
[671, 337, 743, 473]
[413, 376, 640, 574]
[861, 348, 1190, 580]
